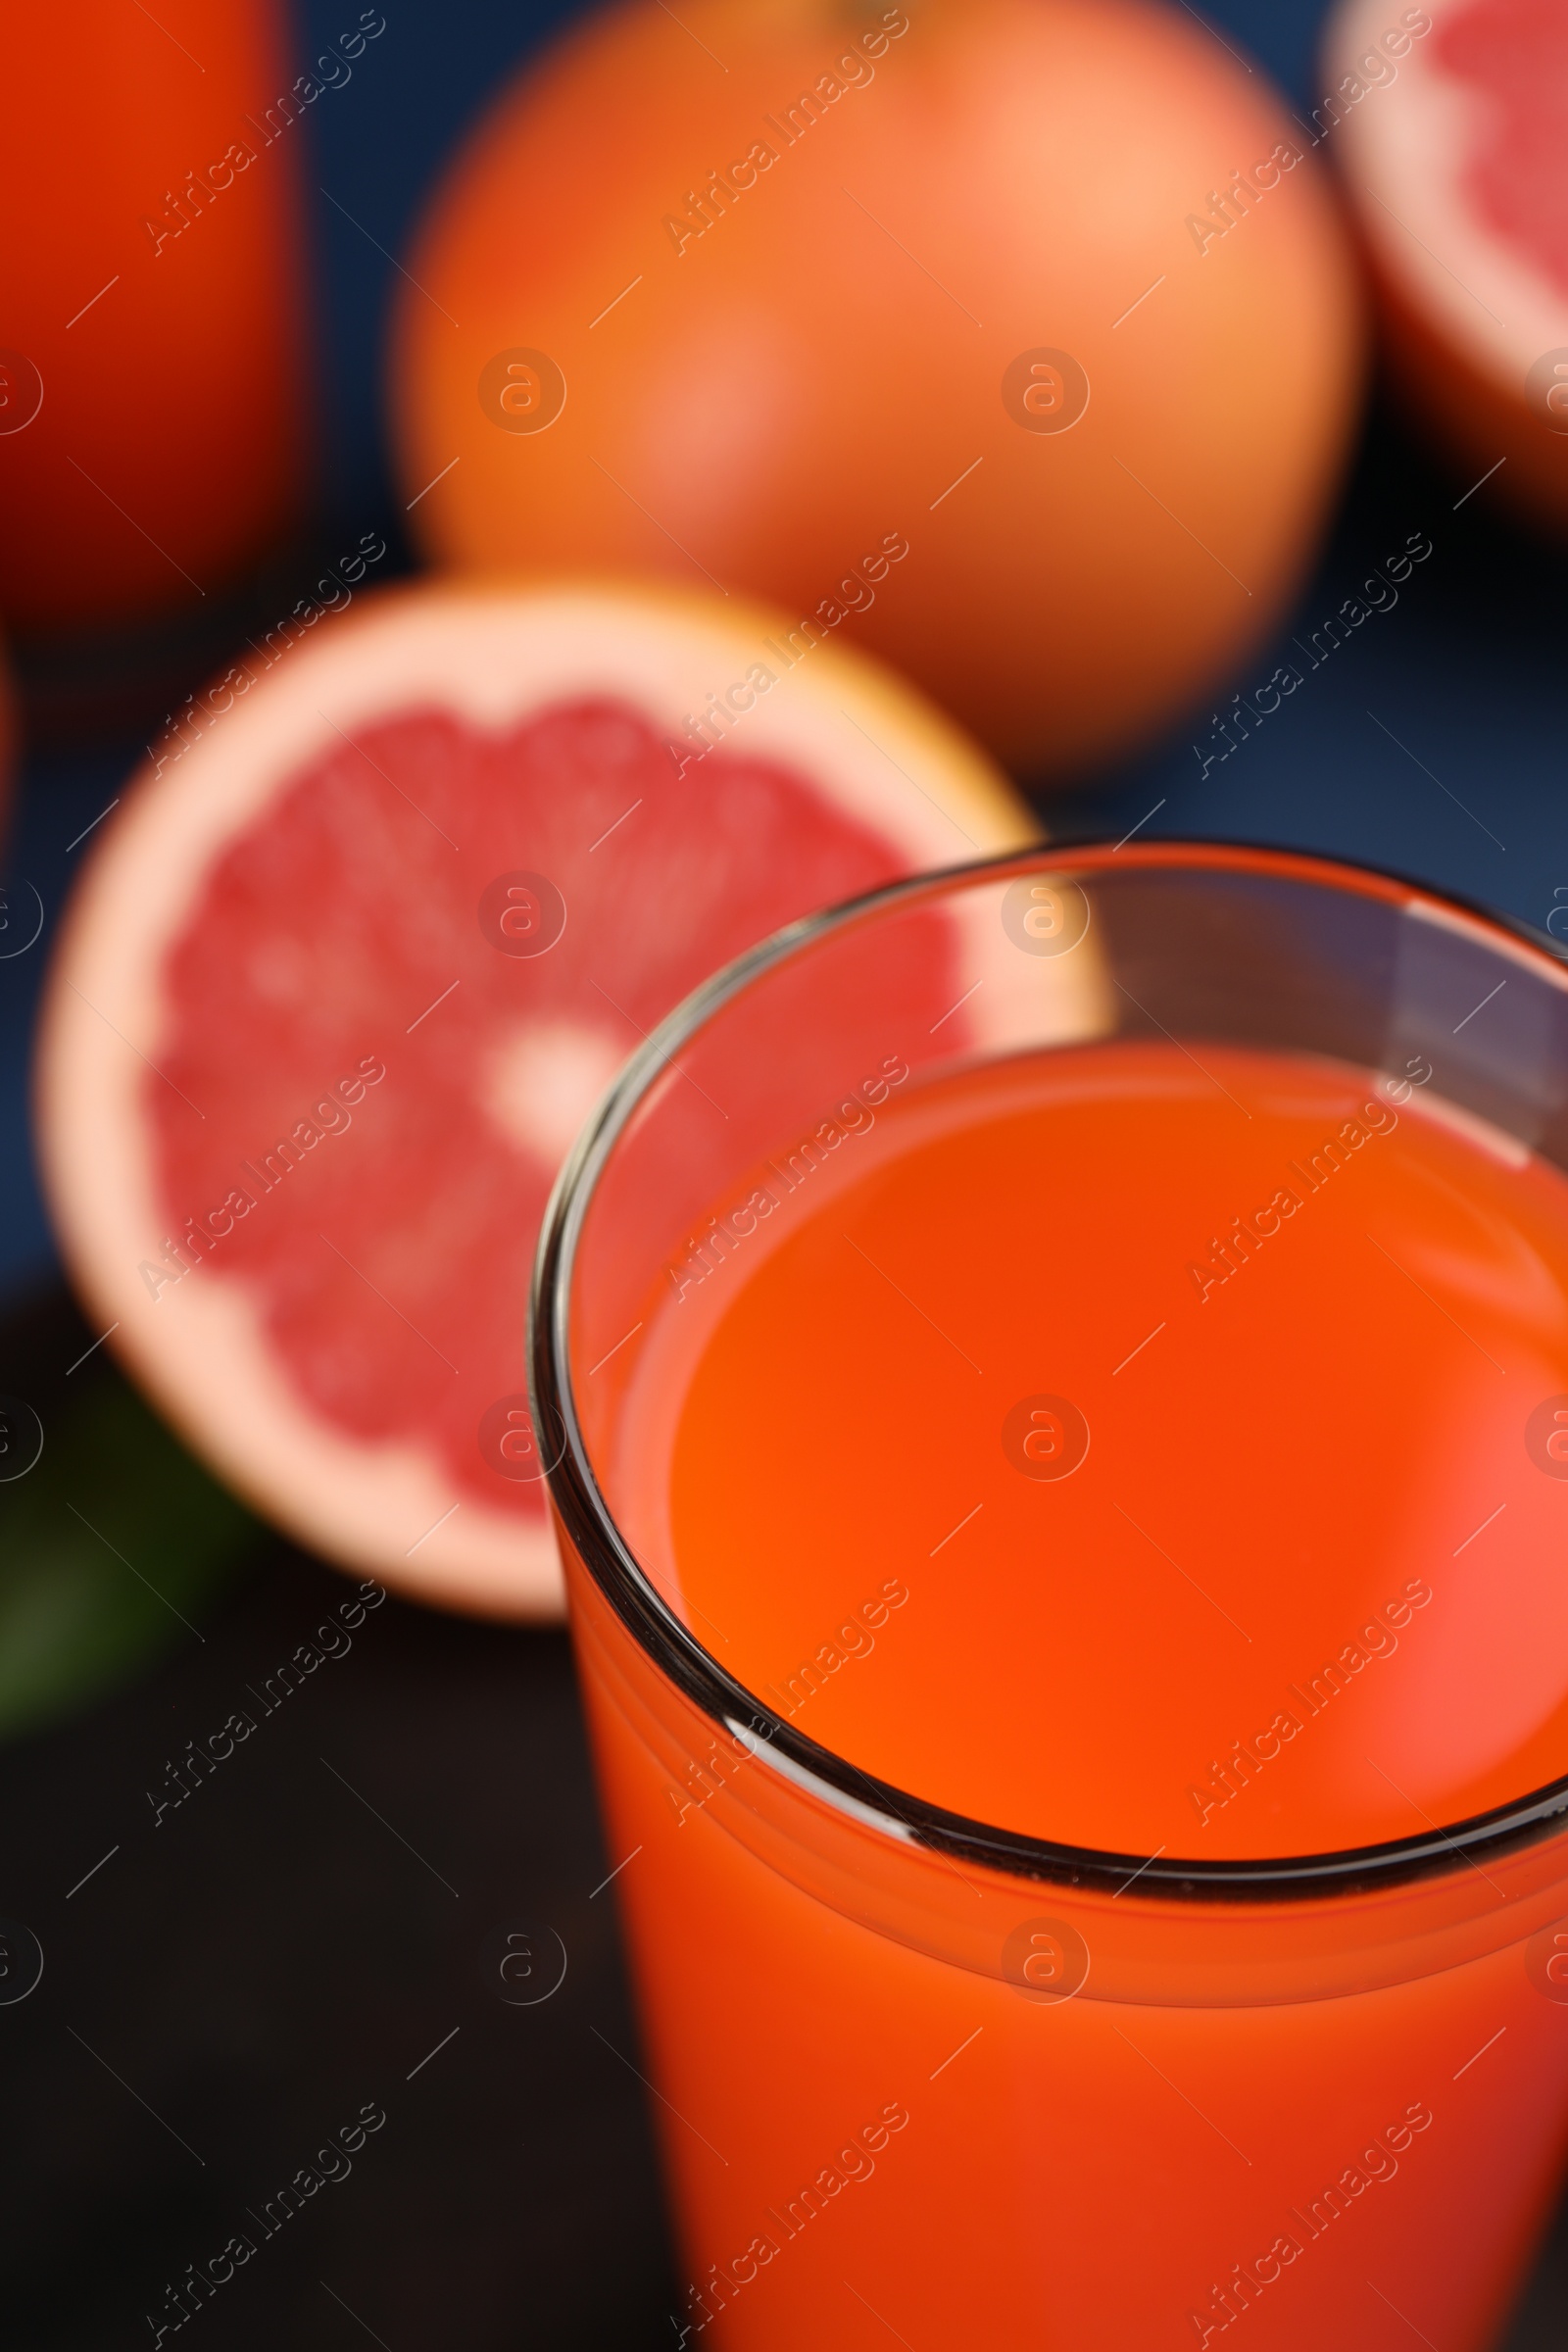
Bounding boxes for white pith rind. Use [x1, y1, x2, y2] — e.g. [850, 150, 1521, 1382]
[1328, 0, 1568, 396]
[37, 578, 1060, 1620]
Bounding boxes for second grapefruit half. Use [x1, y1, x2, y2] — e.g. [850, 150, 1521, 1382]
[1324, 0, 1568, 527]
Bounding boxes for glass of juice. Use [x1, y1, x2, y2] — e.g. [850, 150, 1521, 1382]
[532, 843, 1568, 2350]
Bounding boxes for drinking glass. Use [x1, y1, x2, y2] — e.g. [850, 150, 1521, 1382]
[532, 843, 1568, 2350]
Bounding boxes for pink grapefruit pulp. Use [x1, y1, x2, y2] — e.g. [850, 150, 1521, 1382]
[1324, 0, 1568, 527]
[37, 580, 1049, 1617]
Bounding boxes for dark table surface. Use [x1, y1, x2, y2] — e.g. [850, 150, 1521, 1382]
[4, 0, 1567, 2343]
[1, 1317, 678, 2352]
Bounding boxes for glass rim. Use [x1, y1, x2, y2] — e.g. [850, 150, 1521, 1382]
[530, 836, 1568, 1905]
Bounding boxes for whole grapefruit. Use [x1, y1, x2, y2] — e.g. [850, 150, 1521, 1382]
[1323, 0, 1568, 530]
[392, 0, 1363, 782]
[36, 578, 1058, 1620]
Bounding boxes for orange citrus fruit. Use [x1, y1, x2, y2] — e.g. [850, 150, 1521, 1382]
[37, 578, 1044, 1618]
[392, 0, 1363, 781]
[1323, 0, 1568, 530]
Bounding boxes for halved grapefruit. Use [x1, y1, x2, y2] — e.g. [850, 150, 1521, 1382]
[37, 579, 1048, 1619]
[1324, 0, 1568, 526]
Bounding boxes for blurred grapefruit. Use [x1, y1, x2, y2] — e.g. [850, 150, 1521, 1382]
[1324, 0, 1568, 529]
[37, 579, 1046, 1619]
[392, 0, 1363, 782]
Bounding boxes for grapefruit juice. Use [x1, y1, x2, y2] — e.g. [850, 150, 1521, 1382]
[619, 1041, 1568, 1863]
[542, 853, 1568, 2349]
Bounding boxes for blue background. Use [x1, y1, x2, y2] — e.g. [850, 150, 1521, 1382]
[4, 0, 1564, 1309]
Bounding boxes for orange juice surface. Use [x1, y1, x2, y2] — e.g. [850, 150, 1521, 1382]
[614, 1041, 1568, 1861]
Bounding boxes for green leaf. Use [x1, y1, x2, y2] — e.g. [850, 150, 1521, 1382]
[0, 1371, 262, 1741]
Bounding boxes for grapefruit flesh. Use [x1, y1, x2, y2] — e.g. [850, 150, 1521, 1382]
[38, 582, 1048, 1618]
[1439, 2, 1568, 295]
[1325, 0, 1568, 525]
[391, 0, 1362, 783]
